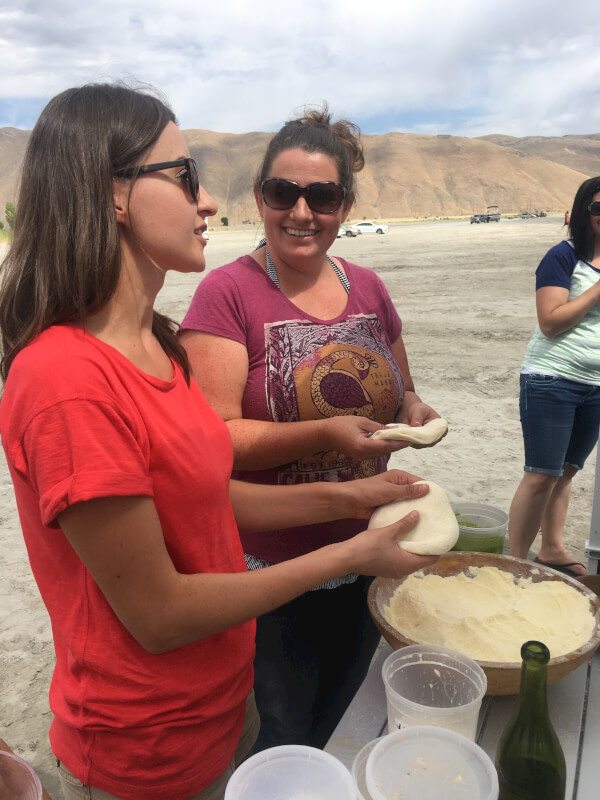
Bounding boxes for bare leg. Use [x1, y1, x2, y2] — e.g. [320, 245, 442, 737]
[508, 471, 557, 559]
[537, 465, 585, 574]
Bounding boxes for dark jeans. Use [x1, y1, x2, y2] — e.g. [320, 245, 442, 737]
[520, 373, 600, 475]
[252, 575, 381, 752]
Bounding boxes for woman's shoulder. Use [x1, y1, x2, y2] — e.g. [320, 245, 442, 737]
[336, 258, 391, 300]
[203, 254, 263, 285]
[336, 257, 383, 284]
[7, 325, 117, 400]
[536, 240, 578, 284]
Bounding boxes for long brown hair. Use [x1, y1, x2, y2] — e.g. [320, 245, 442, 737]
[0, 83, 191, 381]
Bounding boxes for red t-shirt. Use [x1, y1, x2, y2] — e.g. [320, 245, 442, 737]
[181, 256, 404, 561]
[0, 325, 255, 800]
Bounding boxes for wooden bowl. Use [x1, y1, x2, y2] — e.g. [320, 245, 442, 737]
[368, 552, 600, 696]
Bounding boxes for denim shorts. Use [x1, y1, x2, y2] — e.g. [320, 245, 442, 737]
[519, 373, 600, 476]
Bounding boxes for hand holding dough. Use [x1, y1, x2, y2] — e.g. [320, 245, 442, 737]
[368, 480, 459, 555]
[370, 417, 448, 445]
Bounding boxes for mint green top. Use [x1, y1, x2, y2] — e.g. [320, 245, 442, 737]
[522, 241, 600, 386]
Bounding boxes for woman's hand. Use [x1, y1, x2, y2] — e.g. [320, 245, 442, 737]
[338, 469, 429, 519]
[339, 511, 438, 578]
[396, 400, 446, 448]
[321, 415, 411, 459]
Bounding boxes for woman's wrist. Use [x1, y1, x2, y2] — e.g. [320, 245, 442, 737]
[315, 417, 336, 451]
[396, 390, 422, 419]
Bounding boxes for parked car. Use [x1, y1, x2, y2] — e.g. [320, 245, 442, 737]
[470, 210, 501, 223]
[348, 221, 389, 235]
[336, 225, 359, 238]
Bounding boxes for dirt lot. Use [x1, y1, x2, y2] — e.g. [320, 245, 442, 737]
[0, 214, 597, 796]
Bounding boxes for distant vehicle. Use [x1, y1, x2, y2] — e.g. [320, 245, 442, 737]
[470, 206, 501, 223]
[349, 221, 389, 235]
[534, 210, 547, 217]
[520, 212, 536, 219]
[336, 225, 359, 238]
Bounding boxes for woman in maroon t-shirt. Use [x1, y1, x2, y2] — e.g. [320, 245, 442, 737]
[180, 106, 445, 752]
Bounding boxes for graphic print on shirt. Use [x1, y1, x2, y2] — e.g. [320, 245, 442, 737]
[265, 314, 403, 483]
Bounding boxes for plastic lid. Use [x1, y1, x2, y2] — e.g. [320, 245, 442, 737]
[366, 727, 498, 800]
[351, 737, 383, 800]
[224, 744, 355, 800]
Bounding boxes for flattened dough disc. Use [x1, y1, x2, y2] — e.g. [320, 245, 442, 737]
[367, 480, 459, 555]
[370, 417, 448, 445]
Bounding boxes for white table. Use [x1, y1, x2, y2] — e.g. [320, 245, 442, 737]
[325, 640, 600, 800]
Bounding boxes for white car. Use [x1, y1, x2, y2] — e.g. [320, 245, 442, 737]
[336, 225, 359, 238]
[349, 221, 389, 235]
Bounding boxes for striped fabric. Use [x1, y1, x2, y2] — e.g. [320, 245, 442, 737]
[244, 553, 359, 591]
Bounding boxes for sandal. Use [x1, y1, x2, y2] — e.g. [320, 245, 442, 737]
[533, 556, 587, 578]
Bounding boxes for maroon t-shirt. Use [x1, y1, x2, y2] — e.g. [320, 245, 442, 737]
[181, 255, 404, 562]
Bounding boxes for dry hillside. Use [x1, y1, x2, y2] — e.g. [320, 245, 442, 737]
[1, 126, 598, 226]
[480, 134, 600, 178]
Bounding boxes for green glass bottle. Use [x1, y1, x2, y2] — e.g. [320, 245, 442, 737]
[495, 640, 566, 800]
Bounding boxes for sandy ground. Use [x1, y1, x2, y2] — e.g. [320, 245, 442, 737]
[0, 215, 597, 796]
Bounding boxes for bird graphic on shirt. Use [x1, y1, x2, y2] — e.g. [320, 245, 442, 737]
[310, 349, 377, 417]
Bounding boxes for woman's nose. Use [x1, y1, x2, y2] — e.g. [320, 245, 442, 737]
[198, 185, 218, 218]
[290, 195, 312, 220]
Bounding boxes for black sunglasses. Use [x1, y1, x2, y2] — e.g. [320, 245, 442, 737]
[261, 178, 346, 214]
[588, 201, 600, 216]
[113, 157, 200, 203]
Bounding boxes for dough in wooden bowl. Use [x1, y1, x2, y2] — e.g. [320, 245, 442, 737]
[368, 480, 459, 555]
[370, 417, 448, 445]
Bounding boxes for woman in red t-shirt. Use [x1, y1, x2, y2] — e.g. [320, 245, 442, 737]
[0, 85, 436, 800]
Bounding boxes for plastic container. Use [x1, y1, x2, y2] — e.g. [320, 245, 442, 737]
[224, 744, 355, 800]
[366, 726, 498, 800]
[382, 644, 487, 741]
[0, 751, 43, 800]
[351, 737, 383, 800]
[451, 502, 508, 554]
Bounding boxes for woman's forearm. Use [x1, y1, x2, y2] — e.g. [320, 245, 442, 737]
[227, 418, 332, 470]
[538, 281, 600, 337]
[230, 478, 340, 532]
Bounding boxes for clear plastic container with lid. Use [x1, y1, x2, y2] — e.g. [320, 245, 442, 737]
[366, 726, 499, 800]
[451, 502, 508, 554]
[224, 744, 355, 800]
[382, 644, 487, 741]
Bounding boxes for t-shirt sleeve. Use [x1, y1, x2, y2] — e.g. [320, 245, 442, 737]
[180, 268, 248, 346]
[14, 398, 154, 528]
[372, 272, 402, 343]
[535, 242, 577, 290]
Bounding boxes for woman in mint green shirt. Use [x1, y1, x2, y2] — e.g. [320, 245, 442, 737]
[508, 177, 600, 577]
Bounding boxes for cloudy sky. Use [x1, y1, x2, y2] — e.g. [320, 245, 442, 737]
[1, 0, 599, 137]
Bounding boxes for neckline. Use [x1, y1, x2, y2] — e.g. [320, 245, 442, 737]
[244, 255, 353, 325]
[66, 324, 178, 389]
[265, 247, 350, 295]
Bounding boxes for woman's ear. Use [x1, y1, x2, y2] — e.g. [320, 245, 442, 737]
[341, 193, 354, 223]
[254, 185, 264, 220]
[112, 179, 129, 225]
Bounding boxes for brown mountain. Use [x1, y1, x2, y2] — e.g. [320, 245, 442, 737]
[1, 127, 597, 227]
[479, 133, 600, 178]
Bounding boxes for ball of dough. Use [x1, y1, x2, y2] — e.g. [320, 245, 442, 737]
[370, 417, 448, 444]
[367, 480, 459, 555]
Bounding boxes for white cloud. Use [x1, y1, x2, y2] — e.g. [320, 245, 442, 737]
[0, 0, 599, 135]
